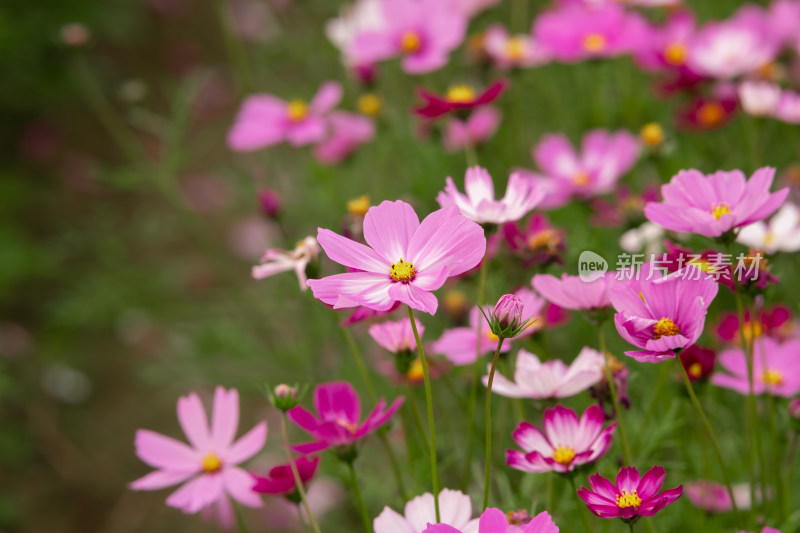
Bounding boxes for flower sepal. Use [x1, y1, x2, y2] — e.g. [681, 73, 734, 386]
[266, 383, 307, 412]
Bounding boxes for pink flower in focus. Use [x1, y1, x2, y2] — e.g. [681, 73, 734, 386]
[130, 387, 268, 514]
[414, 80, 508, 120]
[313, 111, 375, 165]
[507, 405, 616, 474]
[252, 236, 320, 291]
[711, 336, 800, 397]
[577, 466, 683, 519]
[348, 0, 467, 75]
[484, 24, 550, 69]
[532, 273, 616, 311]
[523, 129, 640, 209]
[443, 107, 501, 153]
[228, 82, 343, 151]
[432, 306, 511, 366]
[374, 489, 478, 533]
[306, 200, 486, 315]
[287, 381, 404, 454]
[368, 318, 423, 353]
[421, 507, 558, 533]
[644, 167, 789, 238]
[483, 347, 605, 399]
[252, 456, 319, 494]
[437, 166, 544, 224]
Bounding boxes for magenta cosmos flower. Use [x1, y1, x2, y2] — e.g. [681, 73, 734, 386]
[438, 166, 543, 225]
[306, 200, 486, 315]
[252, 455, 320, 495]
[287, 381, 403, 454]
[130, 387, 267, 513]
[532, 272, 617, 311]
[523, 129, 640, 209]
[507, 405, 616, 474]
[484, 347, 605, 399]
[374, 489, 478, 533]
[348, 0, 467, 75]
[711, 336, 800, 397]
[228, 82, 342, 151]
[368, 317, 424, 353]
[422, 507, 558, 533]
[577, 466, 683, 520]
[644, 167, 789, 238]
[312, 111, 375, 165]
[610, 268, 718, 362]
[414, 79, 508, 120]
[634, 11, 698, 75]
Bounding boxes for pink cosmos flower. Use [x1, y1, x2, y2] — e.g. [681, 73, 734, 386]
[348, 0, 467, 75]
[532, 272, 616, 311]
[507, 405, 616, 474]
[130, 387, 267, 514]
[711, 336, 800, 397]
[715, 305, 793, 343]
[484, 347, 605, 399]
[445, 0, 500, 18]
[738, 81, 781, 117]
[437, 166, 544, 225]
[533, 1, 647, 63]
[685, 480, 754, 513]
[326, 0, 385, 70]
[610, 267, 718, 363]
[251, 455, 320, 494]
[414, 80, 508, 120]
[252, 236, 320, 291]
[675, 91, 738, 131]
[775, 89, 800, 124]
[634, 11, 698, 75]
[767, 0, 800, 47]
[483, 24, 550, 69]
[577, 466, 683, 519]
[432, 306, 511, 366]
[737, 202, 800, 253]
[644, 167, 789, 238]
[228, 82, 342, 151]
[443, 107, 501, 153]
[374, 489, 478, 533]
[523, 130, 640, 209]
[312, 111, 375, 165]
[368, 318, 424, 353]
[494, 213, 565, 267]
[287, 381, 404, 454]
[421, 507, 558, 533]
[306, 200, 486, 315]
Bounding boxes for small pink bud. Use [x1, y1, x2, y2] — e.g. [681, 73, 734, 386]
[274, 384, 297, 400]
[60, 23, 90, 47]
[493, 294, 523, 330]
[258, 189, 282, 218]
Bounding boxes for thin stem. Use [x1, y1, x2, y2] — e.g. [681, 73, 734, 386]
[784, 431, 798, 521]
[483, 337, 506, 510]
[598, 327, 632, 464]
[280, 413, 322, 533]
[465, 141, 478, 168]
[406, 381, 431, 455]
[347, 460, 372, 533]
[676, 357, 744, 529]
[568, 476, 596, 533]
[233, 500, 250, 533]
[408, 306, 441, 522]
[633, 363, 669, 450]
[629, 521, 635, 533]
[296, 504, 309, 533]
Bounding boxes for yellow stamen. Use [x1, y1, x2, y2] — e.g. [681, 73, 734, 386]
[710, 202, 731, 220]
[446, 85, 476, 103]
[407, 358, 424, 383]
[664, 42, 687, 66]
[688, 362, 703, 378]
[583, 33, 607, 53]
[527, 229, 561, 252]
[357, 93, 381, 117]
[335, 419, 358, 433]
[401, 31, 421, 53]
[640, 122, 664, 147]
[287, 100, 308, 122]
[347, 195, 370, 217]
[742, 320, 763, 344]
[763, 369, 783, 386]
[616, 489, 642, 509]
[572, 170, 591, 187]
[698, 102, 725, 126]
[390, 259, 416, 282]
[552, 446, 576, 466]
[486, 330, 499, 342]
[653, 317, 680, 339]
[505, 37, 526, 60]
[202, 453, 222, 473]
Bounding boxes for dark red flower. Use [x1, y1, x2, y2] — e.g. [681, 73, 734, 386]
[675, 94, 737, 131]
[251, 455, 320, 495]
[679, 345, 716, 381]
[413, 79, 508, 119]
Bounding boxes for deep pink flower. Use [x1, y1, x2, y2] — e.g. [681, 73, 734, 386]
[312, 111, 375, 165]
[257, 188, 282, 218]
[287, 381, 404, 454]
[438, 166, 543, 225]
[484, 347, 605, 399]
[712, 336, 800, 397]
[306, 200, 486, 315]
[484, 24, 550, 69]
[228, 82, 342, 151]
[414, 79, 508, 119]
[644, 167, 789, 238]
[496, 213, 566, 267]
[130, 387, 267, 513]
[348, 0, 467, 75]
[507, 405, 616, 474]
[368, 317, 424, 353]
[714, 305, 793, 343]
[443, 107, 501, 153]
[675, 91, 738, 131]
[251, 456, 320, 494]
[577, 466, 683, 519]
[523, 129, 640, 209]
[634, 11, 698, 76]
[421, 507, 558, 533]
[532, 272, 616, 311]
[678, 345, 716, 381]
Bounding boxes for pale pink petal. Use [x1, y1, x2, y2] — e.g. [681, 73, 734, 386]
[286, 118, 327, 146]
[374, 507, 415, 533]
[226, 422, 267, 464]
[211, 387, 239, 452]
[407, 206, 486, 276]
[317, 228, 388, 273]
[177, 393, 211, 451]
[134, 429, 199, 470]
[362, 200, 421, 263]
[223, 467, 264, 508]
[309, 82, 343, 114]
[129, 469, 197, 490]
[388, 282, 439, 314]
[166, 473, 224, 514]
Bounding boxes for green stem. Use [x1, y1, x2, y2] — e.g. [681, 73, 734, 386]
[347, 460, 372, 533]
[784, 431, 798, 522]
[676, 357, 745, 529]
[407, 381, 431, 455]
[465, 140, 478, 168]
[408, 306, 441, 522]
[280, 413, 322, 533]
[483, 337, 506, 510]
[598, 327, 632, 464]
[633, 363, 669, 451]
[568, 476, 596, 533]
[233, 500, 250, 533]
[629, 520, 635, 533]
[296, 504, 308, 533]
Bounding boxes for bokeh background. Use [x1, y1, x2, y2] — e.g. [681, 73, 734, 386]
[2, 0, 800, 532]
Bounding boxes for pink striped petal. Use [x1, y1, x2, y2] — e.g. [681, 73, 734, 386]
[134, 430, 199, 470]
[177, 393, 211, 451]
[211, 387, 239, 452]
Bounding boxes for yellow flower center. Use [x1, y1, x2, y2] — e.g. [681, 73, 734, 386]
[616, 489, 642, 509]
[710, 202, 731, 220]
[640, 122, 664, 147]
[698, 102, 725, 126]
[653, 317, 680, 339]
[664, 42, 687, 66]
[401, 31, 421, 53]
[287, 100, 308, 122]
[390, 259, 416, 282]
[763, 369, 783, 386]
[763, 232, 775, 245]
[357, 93, 381, 117]
[486, 330, 499, 342]
[447, 85, 476, 103]
[742, 320, 763, 343]
[527, 229, 561, 252]
[583, 33, 607, 53]
[202, 453, 222, 473]
[552, 446, 575, 466]
[505, 37, 526, 60]
[336, 419, 359, 434]
[688, 362, 703, 378]
[347, 195, 370, 217]
[572, 170, 591, 187]
[407, 358, 424, 383]
[687, 258, 715, 274]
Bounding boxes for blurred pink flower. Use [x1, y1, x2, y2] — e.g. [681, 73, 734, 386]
[712, 336, 800, 397]
[737, 202, 800, 253]
[483, 24, 549, 69]
[775, 89, 800, 124]
[685, 480, 734, 513]
[532, 273, 616, 311]
[368, 317, 424, 353]
[252, 236, 320, 291]
[443, 107, 501, 153]
[445, 0, 500, 17]
[678, 345, 716, 381]
[326, 0, 385, 70]
[228, 82, 342, 151]
[767, 0, 800, 47]
[374, 489, 478, 533]
[130, 387, 267, 514]
[714, 305, 793, 344]
[496, 213, 566, 267]
[257, 478, 344, 531]
[634, 11, 697, 75]
[421, 507, 558, 533]
[738, 81, 781, 117]
[432, 306, 511, 366]
[577, 466, 683, 519]
[313, 111, 375, 165]
[251, 456, 319, 494]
